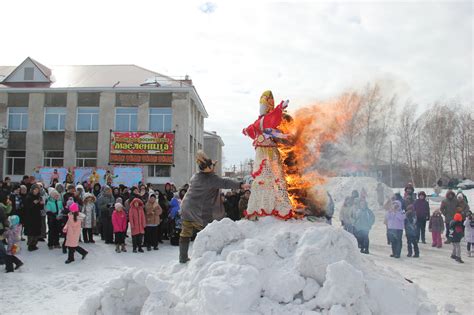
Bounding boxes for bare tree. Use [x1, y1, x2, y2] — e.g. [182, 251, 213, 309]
[397, 100, 419, 185]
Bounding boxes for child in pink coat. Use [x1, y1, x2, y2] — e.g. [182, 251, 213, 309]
[63, 203, 88, 264]
[112, 203, 128, 253]
[128, 198, 146, 253]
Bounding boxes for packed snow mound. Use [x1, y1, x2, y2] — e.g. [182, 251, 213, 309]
[325, 176, 393, 211]
[79, 218, 436, 315]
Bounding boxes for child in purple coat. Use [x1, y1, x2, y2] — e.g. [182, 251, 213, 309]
[4, 215, 23, 272]
[385, 200, 406, 258]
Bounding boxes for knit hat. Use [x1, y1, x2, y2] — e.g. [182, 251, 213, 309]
[454, 213, 462, 222]
[259, 90, 274, 115]
[8, 215, 20, 227]
[114, 203, 123, 209]
[69, 203, 79, 213]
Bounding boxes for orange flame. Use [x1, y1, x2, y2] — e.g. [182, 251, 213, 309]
[278, 93, 359, 216]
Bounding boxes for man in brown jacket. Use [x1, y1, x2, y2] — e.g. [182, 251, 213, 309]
[179, 151, 250, 263]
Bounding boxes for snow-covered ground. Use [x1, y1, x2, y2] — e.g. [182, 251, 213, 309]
[1, 181, 473, 314]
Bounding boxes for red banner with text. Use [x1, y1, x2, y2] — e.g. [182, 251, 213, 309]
[109, 131, 174, 165]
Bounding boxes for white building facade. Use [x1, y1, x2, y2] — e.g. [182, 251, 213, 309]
[0, 57, 207, 187]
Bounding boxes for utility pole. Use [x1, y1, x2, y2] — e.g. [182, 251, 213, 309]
[390, 140, 393, 187]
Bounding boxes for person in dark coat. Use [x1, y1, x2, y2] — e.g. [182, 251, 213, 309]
[92, 183, 102, 198]
[404, 205, 419, 257]
[449, 213, 464, 263]
[164, 183, 174, 202]
[178, 150, 250, 263]
[441, 190, 458, 244]
[23, 184, 44, 251]
[413, 191, 430, 243]
[97, 186, 115, 243]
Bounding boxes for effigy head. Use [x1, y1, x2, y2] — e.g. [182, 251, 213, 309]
[260, 90, 274, 115]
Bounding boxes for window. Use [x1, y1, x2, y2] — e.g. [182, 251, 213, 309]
[78, 92, 100, 106]
[76, 151, 97, 167]
[44, 107, 66, 131]
[77, 107, 99, 131]
[6, 151, 26, 175]
[8, 107, 28, 131]
[43, 151, 64, 167]
[24, 67, 34, 80]
[45, 93, 67, 106]
[149, 108, 172, 132]
[115, 108, 137, 131]
[148, 165, 171, 177]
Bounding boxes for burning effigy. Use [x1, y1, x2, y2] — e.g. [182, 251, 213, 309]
[243, 90, 357, 220]
[242, 90, 293, 220]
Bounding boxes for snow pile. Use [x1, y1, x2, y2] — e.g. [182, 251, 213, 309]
[324, 176, 393, 211]
[79, 217, 436, 315]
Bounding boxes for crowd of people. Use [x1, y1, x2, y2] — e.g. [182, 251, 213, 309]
[340, 183, 472, 264]
[0, 175, 194, 271]
[1, 171, 473, 272]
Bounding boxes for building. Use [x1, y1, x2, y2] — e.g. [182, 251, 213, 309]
[0, 57, 208, 186]
[203, 130, 224, 176]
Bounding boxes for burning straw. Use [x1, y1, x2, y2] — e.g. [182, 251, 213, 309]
[278, 93, 358, 217]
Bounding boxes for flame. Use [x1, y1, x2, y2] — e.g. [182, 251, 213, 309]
[278, 93, 359, 216]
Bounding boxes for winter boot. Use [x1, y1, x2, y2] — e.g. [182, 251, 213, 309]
[455, 257, 464, 263]
[121, 244, 127, 252]
[179, 237, 191, 263]
[115, 244, 121, 253]
[138, 247, 144, 253]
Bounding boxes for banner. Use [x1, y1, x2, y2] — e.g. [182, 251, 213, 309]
[74, 168, 107, 186]
[109, 131, 174, 165]
[37, 167, 68, 187]
[112, 167, 144, 187]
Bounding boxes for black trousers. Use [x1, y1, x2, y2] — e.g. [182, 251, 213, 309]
[5, 255, 23, 272]
[132, 234, 143, 250]
[47, 215, 61, 247]
[355, 230, 370, 251]
[115, 232, 126, 245]
[82, 228, 94, 243]
[388, 229, 403, 257]
[144, 226, 159, 248]
[416, 218, 427, 242]
[67, 246, 88, 261]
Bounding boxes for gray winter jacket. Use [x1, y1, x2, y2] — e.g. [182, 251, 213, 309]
[181, 172, 241, 227]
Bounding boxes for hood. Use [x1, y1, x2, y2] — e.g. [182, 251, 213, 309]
[131, 197, 144, 208]
[446, 190, 455, 199]
[83, 192, 97, 202]
[76, 184, 84, 192]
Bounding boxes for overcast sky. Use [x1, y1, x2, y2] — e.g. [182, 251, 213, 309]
[1, 0, 472, 168]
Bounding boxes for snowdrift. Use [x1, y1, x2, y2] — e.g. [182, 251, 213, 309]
[324, 176, 393, 211]
[80, 217, 436, 315]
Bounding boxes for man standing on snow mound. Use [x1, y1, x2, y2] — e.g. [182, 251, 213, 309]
[242, 90, 293, 221]
[179, 150, 250, 263]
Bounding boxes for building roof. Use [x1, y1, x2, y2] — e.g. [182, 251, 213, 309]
[204, 130, 225, 146]
[0, 63, 186, 89]
[0, 58, 208, 117]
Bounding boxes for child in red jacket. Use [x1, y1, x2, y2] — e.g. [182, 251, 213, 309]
[112, 203, 128, 253]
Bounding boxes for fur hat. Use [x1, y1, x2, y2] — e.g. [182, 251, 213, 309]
[70, 203, 79, 213]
